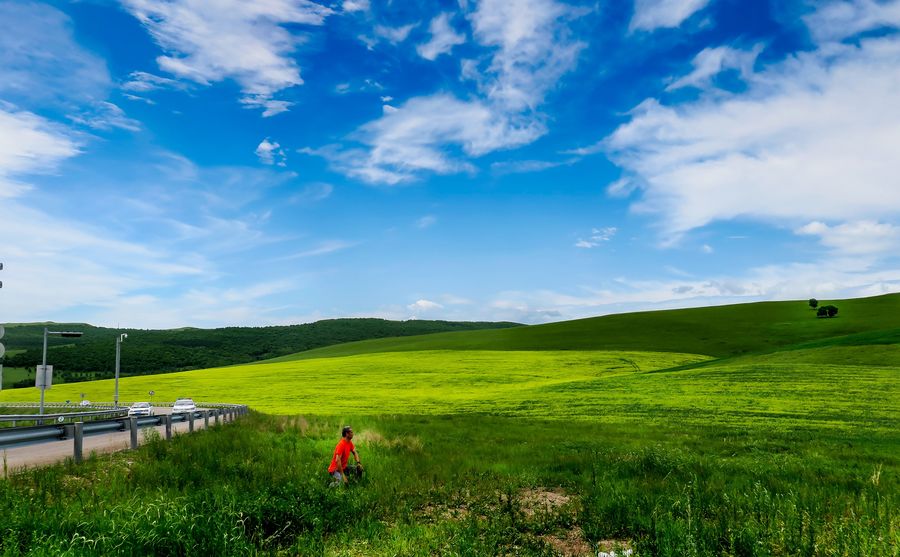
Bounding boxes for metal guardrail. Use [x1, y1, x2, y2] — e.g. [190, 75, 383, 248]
[0, 404, 249, 453]
[0, 409, 128, 427]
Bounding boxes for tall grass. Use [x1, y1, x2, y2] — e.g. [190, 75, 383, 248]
[0, 413, 896, 555]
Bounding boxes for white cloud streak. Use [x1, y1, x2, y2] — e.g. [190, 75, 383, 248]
[0, 105, 81, 198]
[666, 44, 764, 91]
[630, 0, 711, 32]
[309, 0, 584, 184]
[575, 227, 617, 248]
[417, 13, 466, 60]
[121, 0, 333, 116]
[416, 215, 437, 229]
[804, 0, 900, 44]
[275, 240, 356, 261]
[797, 220, 900, 256]
[604, 33, 900, 242]
[342, 0, 370, 13]
[0, 2, 110, 107]
[374, 23, 416, 43]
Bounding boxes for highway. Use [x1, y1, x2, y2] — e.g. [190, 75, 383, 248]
[1, 407, 219, 477]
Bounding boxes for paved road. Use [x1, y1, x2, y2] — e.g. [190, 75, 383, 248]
[1, 408, 225, 476]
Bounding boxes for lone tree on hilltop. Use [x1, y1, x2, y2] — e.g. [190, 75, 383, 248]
[817, 305, 839, 318]
[808, 298, 818, 309]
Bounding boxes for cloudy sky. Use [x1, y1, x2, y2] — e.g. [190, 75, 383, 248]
[1, 0, 899, 328]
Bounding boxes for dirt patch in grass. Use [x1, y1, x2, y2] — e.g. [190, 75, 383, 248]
[597, 539, 633, 557]
[541, 526, 594, 556]
[519, 487, 572, 516]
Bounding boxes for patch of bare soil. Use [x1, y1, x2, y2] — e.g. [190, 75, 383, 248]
[597, 539, 634, 557]
[519, 487, 573, 516]
[542, 526, 594, 556]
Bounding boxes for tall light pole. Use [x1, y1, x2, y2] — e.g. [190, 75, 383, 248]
[114, 333, 127, 408]
[40, 327, 83, 415]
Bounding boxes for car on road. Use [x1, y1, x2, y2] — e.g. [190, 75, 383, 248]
[79, 400, 91, 407]
[127, 402, 154, 417]
[172, 398, 196, 413]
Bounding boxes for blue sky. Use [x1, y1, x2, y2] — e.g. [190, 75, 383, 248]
[1, 0, 899, 328]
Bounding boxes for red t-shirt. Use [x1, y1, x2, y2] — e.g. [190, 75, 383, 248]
[328, 438, 355, 473]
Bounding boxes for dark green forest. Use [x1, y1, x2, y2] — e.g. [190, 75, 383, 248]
[1, 319, 520, 386]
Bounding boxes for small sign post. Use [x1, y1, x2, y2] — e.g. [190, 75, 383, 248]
[36, 365, 53, 389]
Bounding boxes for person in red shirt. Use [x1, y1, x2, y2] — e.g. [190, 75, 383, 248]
[328, 425, 362, 485]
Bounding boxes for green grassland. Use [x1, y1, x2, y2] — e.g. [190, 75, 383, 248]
[6, 348, 897, 435]
[1, 295, 899, 555]
[273, 293, 900, 360]
[0, 367, 28, 390]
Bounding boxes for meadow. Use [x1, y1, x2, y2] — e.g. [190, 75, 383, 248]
[1, 295, 898, 555]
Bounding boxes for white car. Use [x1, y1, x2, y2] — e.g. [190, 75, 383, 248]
[79, 400, 92, 407]
[172, 398, 196, 413]
[127, 402, 154, 417]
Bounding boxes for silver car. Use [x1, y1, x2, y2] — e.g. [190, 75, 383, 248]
[172, 398, 196, 413]
[127, 402, 154, 417]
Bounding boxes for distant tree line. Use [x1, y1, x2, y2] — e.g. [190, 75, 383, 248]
[1, 319, 521, 381]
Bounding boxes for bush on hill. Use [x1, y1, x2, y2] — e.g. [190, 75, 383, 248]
[817, 305, 839, 318]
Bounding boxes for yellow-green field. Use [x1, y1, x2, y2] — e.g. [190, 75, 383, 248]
[4, 348, 896, 433]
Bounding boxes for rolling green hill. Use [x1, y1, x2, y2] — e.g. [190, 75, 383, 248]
[0, 319, 520, 384]
[269, 293, 900, 362]
[3, 295, 897, 556]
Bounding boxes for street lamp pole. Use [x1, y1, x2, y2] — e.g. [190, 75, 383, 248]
[40, 327, 48, 415]
[114, 333, 127, 408]
[40, 327, 83, 415]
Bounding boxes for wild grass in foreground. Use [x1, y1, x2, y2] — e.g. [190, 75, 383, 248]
[1, 413, 896, 556]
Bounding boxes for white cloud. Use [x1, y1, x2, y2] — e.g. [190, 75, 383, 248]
[0, 2, 110, 107]
[255, 138, 287, 166]
[804, 0, 900, 44]
[374, 23, 416, 43]
[121, 71, 182, 93]
[275, 240, 356, 261]
[308, 0, 584, 184]
[416, 215, 437, 229]
[417, 13, 466, 60]
[0, 199, 208, 326]
[69, 101, 141, 132]
[303, 94, 543, 184]
[797, 220, 900, 256]
[666, 44, 764, 91]
[575, 227, 617, 248]
[342, 0, 370, 13]
[491, 158, 572, 175]
[603, 29, 900, 243]
[408, 299, 443, 312]
[0, 105, 81, 198]
[630, 0, 711, 32]
[701, 243, 714, 254]
[289, 182, 333, 204]
[467, 0, 585, 112]
[121, 0, 333, 115]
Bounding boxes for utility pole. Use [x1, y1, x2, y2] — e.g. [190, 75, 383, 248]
[114, 333, 127, 408]
[0, 262, 4, 391]
[40, 328, 83, 415]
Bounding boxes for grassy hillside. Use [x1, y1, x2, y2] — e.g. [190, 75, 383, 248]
[270, 293, 900, 361]
[3, 295, 898, 555]
[8, 348, 897, 434]
[0, 318, 520, 383]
